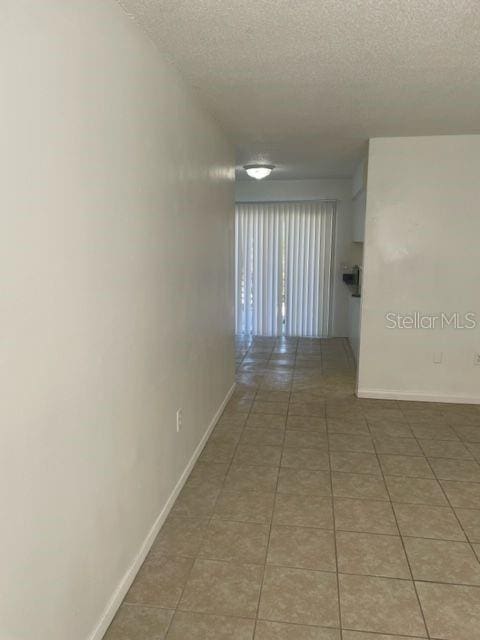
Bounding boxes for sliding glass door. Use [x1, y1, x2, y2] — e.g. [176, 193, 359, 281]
[235, 200, 336, 337]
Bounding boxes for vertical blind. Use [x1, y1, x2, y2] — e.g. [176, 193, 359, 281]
[235, 200, 336, 337]
[235, 203, 283, 336]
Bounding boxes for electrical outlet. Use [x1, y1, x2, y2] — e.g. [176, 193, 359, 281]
[176, 408, 183, 432]
[474, 354, 480, 367]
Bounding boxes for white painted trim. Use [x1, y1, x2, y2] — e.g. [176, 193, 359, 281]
[87, 381, 236, 640]
[357, 387, 480, 405]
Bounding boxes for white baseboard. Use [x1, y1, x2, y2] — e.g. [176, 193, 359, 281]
[357, 387, 480, 405]
[88, 381, 236, 640]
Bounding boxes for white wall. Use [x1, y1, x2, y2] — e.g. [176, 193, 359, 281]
[235, 179, 354, 337]
[0, 3, 235, 639]
[348, 296, 362, 362]
[358, 135, 480, 403]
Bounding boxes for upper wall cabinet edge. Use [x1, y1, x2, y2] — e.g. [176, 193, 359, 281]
[352, 157, 368, 198]
[352, 155, 368, 243]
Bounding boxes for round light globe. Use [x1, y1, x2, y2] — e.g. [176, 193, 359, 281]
[244, 164, 275, 180]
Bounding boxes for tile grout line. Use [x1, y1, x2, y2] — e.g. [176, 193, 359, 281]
[327, 416, 344, 640]
[252, 337, 294, 638]
[399, 405, 480, 579]
[367, 409, 432, 640]
[230, 337, 298, 635]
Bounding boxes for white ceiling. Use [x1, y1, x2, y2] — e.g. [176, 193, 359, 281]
[119, 0, 480, 179]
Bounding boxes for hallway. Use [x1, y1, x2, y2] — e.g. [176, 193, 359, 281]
[4, 5, 480, 639]
[106, 337, 480, 639]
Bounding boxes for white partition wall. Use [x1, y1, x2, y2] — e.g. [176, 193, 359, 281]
[0, 3, 234, 639]
[358, 135, 480, 404]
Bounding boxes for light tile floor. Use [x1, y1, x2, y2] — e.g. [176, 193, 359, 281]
[104, 336, 480, 640]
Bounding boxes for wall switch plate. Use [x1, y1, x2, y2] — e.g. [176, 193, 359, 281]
[433, 352, 443, 364]
[176, 408, 183, 432]
[474, 354, 480, 366]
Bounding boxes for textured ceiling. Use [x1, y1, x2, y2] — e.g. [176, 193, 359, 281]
[118, 0, 480, 178]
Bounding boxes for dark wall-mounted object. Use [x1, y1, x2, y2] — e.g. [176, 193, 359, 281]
[343, 272, 358, 286]
[342, 265, 361, 297]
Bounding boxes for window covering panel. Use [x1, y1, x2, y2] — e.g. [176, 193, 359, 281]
[235, 200, 335, 337]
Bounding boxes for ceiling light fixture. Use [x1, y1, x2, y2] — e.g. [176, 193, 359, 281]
[244, 164, 275, 180]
